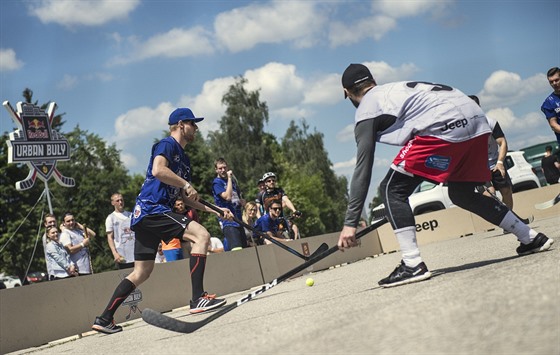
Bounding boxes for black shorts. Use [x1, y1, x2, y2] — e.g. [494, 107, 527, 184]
[133, 212, 192, 261]
[488, 169, 512, 190]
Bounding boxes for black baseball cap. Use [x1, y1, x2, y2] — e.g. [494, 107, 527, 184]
[342, 63, 374, 98]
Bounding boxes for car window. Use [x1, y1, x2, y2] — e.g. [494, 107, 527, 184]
[418, 181, 436, 192]
[505, 155, 514, 170]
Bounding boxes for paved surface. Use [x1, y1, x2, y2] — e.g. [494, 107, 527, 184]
[11, 216, 559, 355]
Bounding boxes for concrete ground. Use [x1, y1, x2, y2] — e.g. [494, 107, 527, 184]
[11, 216, 559, 355]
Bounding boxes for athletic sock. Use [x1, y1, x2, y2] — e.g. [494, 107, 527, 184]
[395, 226, 423, 267]
[100, 278, 136, 321]
[190, 253, 207, 301]
[499, 211, 537, 244]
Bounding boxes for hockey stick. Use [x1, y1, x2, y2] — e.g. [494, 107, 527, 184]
[534, 193, 560, 210]
[142, 217, 388, 333]
[83, 224, 94, 274]
[199, 198, 326, 261]
[476, 185, 534, 224]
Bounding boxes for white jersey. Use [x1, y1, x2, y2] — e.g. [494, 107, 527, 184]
[355, 81, 491, 145]
[105, 211, 135, 263]
[59, 228, 91, 274]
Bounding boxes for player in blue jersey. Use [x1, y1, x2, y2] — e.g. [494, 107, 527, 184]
[212, 157, 247, 250]
[541, 67, 560, 144]
[92, 108, 233, 334]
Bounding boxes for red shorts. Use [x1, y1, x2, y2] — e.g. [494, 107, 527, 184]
[393, 134, 491, 183]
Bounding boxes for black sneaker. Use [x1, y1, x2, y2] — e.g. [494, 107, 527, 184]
[190, 293, 226, 314]
[91, 316, 123, 334]
[378, 260, 432, 288]
[516, 233, 554, 256]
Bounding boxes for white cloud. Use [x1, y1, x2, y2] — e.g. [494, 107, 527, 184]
[244, 62, 305, 110]
[0, 48, 24, 71]
[478, 71, 547, 109]
[109, 27, 215, 65]
[214, 1, 327, 52]
[28, 0, 140, 27]
[363, 61, 420, 84]
[329, 15, 396, 47]
[336, 124, 355, 143]
[372, 0, 453, 19]
[486, 108, 542, 132]
[56, 74, 78, 90]
[112, 102, 174, 144]
[304, 73, 343, 105]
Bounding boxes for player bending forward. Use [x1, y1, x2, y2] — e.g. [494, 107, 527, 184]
[92, 108, 233, 334]
[337, 64, 554, 288]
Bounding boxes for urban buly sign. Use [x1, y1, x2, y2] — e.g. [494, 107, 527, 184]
[4, 101, 75, 190]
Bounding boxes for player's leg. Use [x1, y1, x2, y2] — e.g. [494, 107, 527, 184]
[448, 181, 553, 255]
[378, 168, 432, 287]
[92, 221, 158, 334]
[182, 221, 226, 313]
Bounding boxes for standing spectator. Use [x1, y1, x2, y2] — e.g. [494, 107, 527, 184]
[469, 95, 514, 209]
[208, 237, 225, 254]
[255, 178, 266, 217]
[105, 193, 135, 269]
[541, 67, 560, 144]
[45, 226, 78, 280]
[541, 145, 560, 185]
[91, 107, 232, 334]
[259, 172, 301, 239]
[253, 200, 286, 244]
[59, 212, 96, 276]
[337, 63, 553, 288]
[212, 157, 247, 250]
[160, 199, 187, 262]
[242, 201, 259, 245]
[41, 214, 58, 278]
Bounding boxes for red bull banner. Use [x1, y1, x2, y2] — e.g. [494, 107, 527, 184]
[4, 101, 74, 190]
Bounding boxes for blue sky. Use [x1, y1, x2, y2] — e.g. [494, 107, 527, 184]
[1, 0, 559, 210]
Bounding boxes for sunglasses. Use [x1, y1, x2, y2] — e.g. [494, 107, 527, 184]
[270, 207, 282, 211]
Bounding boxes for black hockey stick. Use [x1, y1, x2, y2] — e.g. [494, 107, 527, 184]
[199, 198, 326, 261]
[142, 217, 388, 333]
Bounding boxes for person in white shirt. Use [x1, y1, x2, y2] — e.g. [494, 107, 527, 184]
[59, 212, 96, 275]
[105, 193, 135, 269]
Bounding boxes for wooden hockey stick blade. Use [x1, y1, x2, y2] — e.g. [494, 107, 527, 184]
[534, 193, 560, 210]
[141, 217, 388, 333]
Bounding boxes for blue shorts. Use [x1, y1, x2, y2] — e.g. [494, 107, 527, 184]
[162, 248, 184, 261]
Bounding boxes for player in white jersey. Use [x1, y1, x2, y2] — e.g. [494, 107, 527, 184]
[337, 63, 553, 288]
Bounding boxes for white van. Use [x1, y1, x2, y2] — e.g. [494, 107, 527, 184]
[370, 151, 540, 218]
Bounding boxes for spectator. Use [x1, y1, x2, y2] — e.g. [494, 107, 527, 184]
[208, 237, 225, 254]
[160, 199, 187, 262]
[59, 212, 96, 276]
[242, 201, 259, 245]
[255, 178, 266, 217]
[41, 213, 58, 278]
[541, 145, 560, 185]
[105, 193, 135, 269]
[253, 199, 286, 244]
[259, 172, 301, 239]
[212, 157, 247, 250]
[155, 243, 166, 263]
[541, 67, 560, 144]
[45, 226, 78, 280]
[469, 95, 514, 209]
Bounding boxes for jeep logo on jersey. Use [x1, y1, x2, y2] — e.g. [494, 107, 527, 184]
[4, 101, 75, 190]
[441, 118, 469, 132]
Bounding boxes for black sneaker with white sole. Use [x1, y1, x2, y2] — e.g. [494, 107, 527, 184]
[516, 233, 554, 256]
[189, 293, 226, 314]
[91, 316, 123, 334]
[378, 260, 432, 288]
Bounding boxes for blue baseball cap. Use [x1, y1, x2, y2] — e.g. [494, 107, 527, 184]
[168, 108, 204, 125]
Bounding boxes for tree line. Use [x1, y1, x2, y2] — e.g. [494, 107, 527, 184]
[1, 78, 352, 280]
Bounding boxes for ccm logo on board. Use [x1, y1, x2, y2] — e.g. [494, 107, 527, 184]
[416, 220, 438, 232]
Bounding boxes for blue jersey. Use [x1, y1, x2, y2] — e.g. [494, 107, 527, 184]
[253, 214, 279, 238]
[131, 136, 191, 227]
[541, 92, 560, 143]
[212, 177, 243, 228]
